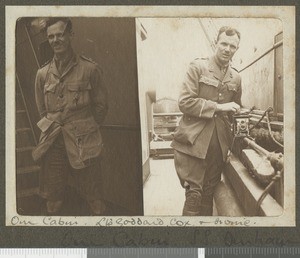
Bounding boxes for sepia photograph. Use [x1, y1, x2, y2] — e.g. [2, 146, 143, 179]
[138, 18, 285, 217]
[14, 17, 143, 217]
[5, 6, 295, 227]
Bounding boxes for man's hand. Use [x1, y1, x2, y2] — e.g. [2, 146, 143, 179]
[216, 102, 240, 113]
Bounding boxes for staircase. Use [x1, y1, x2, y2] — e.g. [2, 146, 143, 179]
[16, 74, 42, 215]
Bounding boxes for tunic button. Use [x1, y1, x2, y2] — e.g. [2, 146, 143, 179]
[214, 114, 217, 117]
[219, 93, 222, 96]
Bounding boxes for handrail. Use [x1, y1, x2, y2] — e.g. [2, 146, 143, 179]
[16, 73, 38, 145]
[239, 40, 283, 73]
[24, 23, 40, 69]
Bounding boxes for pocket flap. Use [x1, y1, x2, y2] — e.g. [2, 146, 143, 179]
[44, 83, 57, 93]
[67, 81, 91, 91]
[72, 117, 99, 136]
[227, 83, 238, 91]
[173, 116, 206, 145]
[199, 76, 219, 87]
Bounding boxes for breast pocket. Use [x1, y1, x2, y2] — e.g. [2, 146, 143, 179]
[66, 81, 92, 110]
[225, 83, 238, 101]
[44, 83, 58, 111]
[198, 75, 219, 99]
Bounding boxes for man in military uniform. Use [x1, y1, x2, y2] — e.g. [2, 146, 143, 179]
[171, 26, 242, 216]
[32, 18, 108, 215]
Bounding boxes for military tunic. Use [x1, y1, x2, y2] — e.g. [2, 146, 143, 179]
[171, 56, 242, 214]
[33, 54, 108, 169]
[32, 53, 108, 202]
[171, 56, 242, 161]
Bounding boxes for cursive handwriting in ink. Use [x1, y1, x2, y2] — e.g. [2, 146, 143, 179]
[113, 231, 168, 247]
[43, 217, 79, 226]
[11, 216, 37, 226]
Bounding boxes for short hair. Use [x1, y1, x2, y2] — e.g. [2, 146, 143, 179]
[216, 26, 241, 42]
[44, 17, 72, 33]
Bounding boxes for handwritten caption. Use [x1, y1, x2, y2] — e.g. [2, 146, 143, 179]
[10, 215, 254, 227]
[9, 216, 296, 247]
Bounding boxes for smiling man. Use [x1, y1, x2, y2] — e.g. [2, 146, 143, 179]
[171, 26, 242, 216]
[32, 18, 108, 215]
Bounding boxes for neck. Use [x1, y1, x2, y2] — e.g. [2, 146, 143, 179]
[54, 48, 73, 63]
[214, 55, 229, 68]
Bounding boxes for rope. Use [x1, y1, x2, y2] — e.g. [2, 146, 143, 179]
[153, 133, 165, 142]
[239, 106, 284, 215]
[226, 135, 238, 163]
[249, 106, 273, 131]
[255, 169, 283, 215]
[266, 111, 284, 149]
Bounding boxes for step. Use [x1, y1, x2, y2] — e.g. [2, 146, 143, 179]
[17, 171, 39, 191]
[16, 112, 30, 128]
[16, 147, 36, 168]
[16, 146, 35, 153]
[17, 165, 40, 175]
[16, 130, 35, 148]
[16, 109, 26, 114]
[17, 187, 39, 198]
[16, 127, 31, 133]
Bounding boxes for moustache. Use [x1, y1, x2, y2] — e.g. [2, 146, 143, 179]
[52, 42, 62, 47]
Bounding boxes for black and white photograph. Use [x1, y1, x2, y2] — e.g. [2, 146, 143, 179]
[139, 18, 286, 217]
[13, 17, 143, 217]
[5, 6, 295, 227]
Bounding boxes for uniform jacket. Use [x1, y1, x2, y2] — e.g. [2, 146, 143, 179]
[32, 53, 108, 169]
[171, 56, 242, 161]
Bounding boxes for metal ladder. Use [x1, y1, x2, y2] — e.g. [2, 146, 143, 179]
[16, 73, 41, 215]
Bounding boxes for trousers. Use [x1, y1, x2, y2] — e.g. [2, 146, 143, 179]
[39, 133, 103, 202]
[174, 128, 224, 215]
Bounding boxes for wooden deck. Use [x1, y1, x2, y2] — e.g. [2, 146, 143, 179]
[143, 158, 185, 216]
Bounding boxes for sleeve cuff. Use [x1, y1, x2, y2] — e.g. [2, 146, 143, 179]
[199, 100, 217, 118]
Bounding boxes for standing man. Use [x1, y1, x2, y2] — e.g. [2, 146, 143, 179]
[171, 26, 242, 216]
[32, 18, 108, 215]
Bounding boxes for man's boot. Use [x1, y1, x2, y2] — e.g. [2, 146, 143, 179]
[198, 194, 214, 216]
[88, 199, 106, 215]
[182, 191, 202, 216]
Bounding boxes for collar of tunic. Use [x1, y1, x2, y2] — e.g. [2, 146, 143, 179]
[49, 52, 78, 79]
[208, 56, 233, 83]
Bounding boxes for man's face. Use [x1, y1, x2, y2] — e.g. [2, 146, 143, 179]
[215, 32, 240, 65]
[47, 20, 72, 55]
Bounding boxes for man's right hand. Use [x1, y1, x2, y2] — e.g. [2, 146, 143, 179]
[216, 102, 240, 113]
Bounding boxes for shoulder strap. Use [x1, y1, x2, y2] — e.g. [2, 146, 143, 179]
[80, 55, 97, 64]
[40, 59, 51, 68]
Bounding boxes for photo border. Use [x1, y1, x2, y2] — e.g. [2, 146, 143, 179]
[1, 0, 299, 247]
